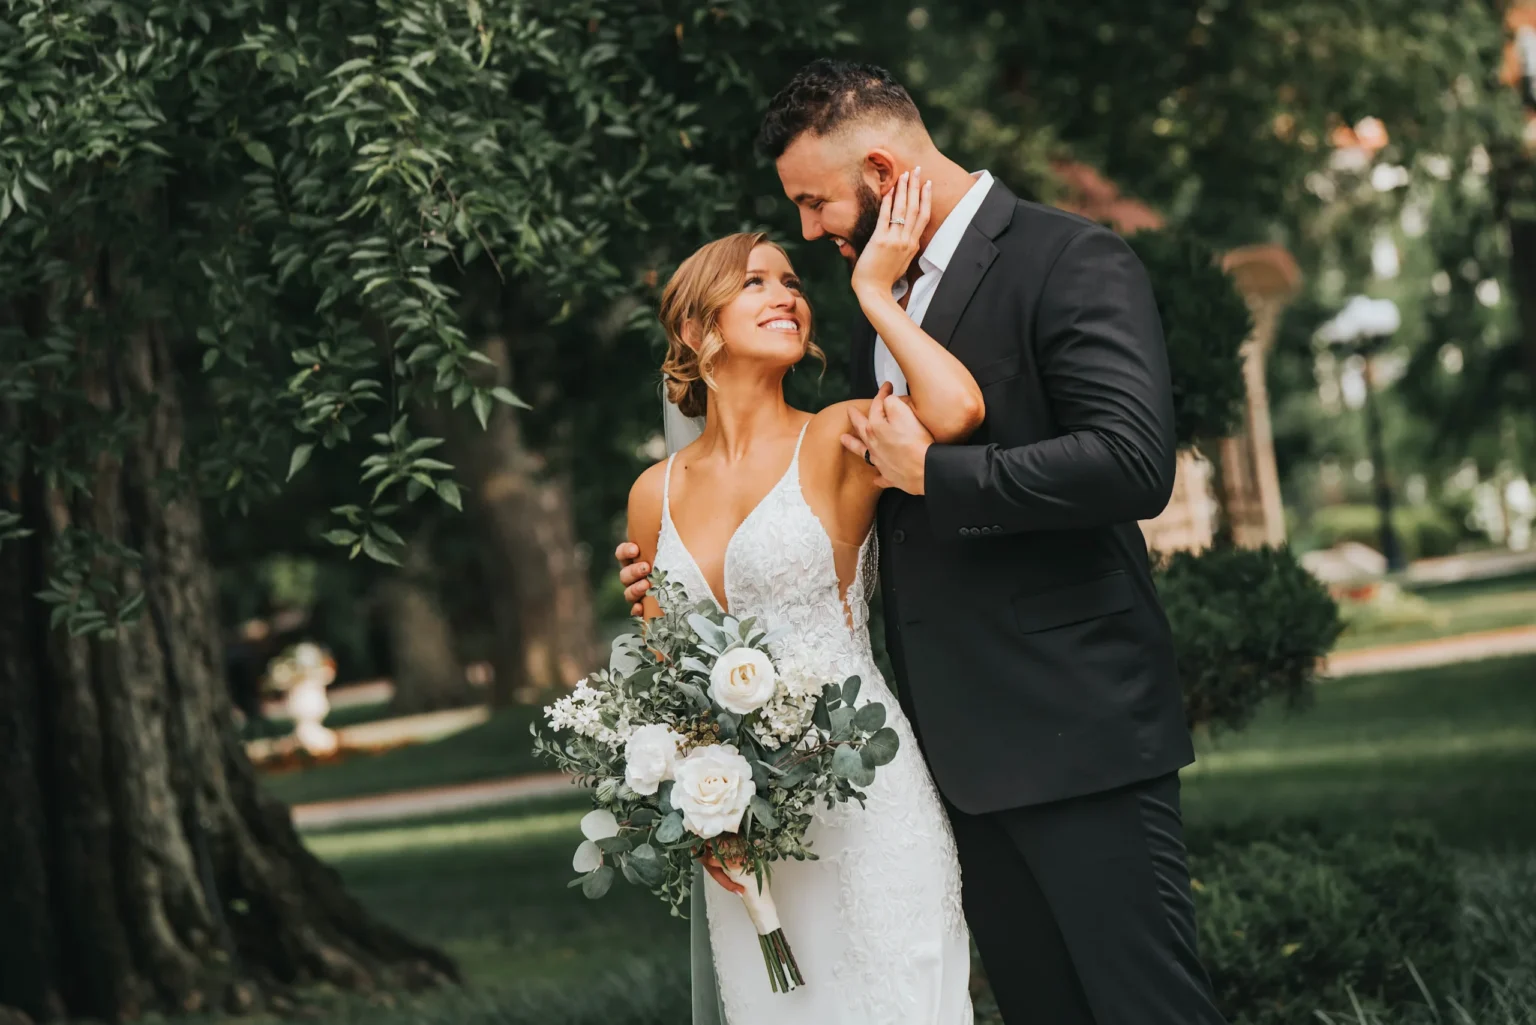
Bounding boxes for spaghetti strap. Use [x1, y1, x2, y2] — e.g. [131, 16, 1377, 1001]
[662, 453, 678, 521]
[790, 420, 810, 464]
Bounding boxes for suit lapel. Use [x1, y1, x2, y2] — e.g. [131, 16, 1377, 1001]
[849, 317, 878, 399]
[919, 181, 1018, 350]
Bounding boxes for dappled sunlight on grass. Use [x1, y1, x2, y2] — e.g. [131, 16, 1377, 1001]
[305, 808, 584, 861]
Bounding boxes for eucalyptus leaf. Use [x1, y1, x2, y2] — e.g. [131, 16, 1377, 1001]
[749, 795, 778, 830]
[628, 843, 667, 886]
[655, 811, 685, 845]
[582, 865, 615, 899]
[853, 702, 886, 733]
[861, 727, 900, 767]
[830, 744, 864, 780]
[842, 675, 862, 706]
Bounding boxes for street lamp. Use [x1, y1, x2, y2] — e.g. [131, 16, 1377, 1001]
[1316, 296, 1406, 573]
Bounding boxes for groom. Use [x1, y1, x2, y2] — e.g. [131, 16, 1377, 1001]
[618, 59, 1226, 1025]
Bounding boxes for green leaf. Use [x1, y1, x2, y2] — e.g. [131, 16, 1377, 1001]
[748, 796, 778, 830]
[361, 533, 402, 566]
[287, 444, 314, 480]
[842, 675, 862, 706]
[243, 140, 276, 169]
[371, 522, 405, 546]
[472, 390, 492, 429]
[491, 385, 531, 410]
[861, 727, 900, 768]
[201, 348, 220, 372]
[628, 843, 667, 886]
[853, 702, 886, 733]
[830, 744, 864, 780]
[321, 529, 360, 546]
[435, 478, 463, 511]
[655, 811, 685, 844]
[581, 865, 615, 899]
[595, 834, 632, 855]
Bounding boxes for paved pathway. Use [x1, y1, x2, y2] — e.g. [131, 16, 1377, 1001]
[1323, 624, 1536, 678]
[288, 623, 1536, 831]
[291, 771, 578, 829]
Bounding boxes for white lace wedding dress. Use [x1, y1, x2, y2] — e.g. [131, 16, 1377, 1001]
[654, 424, 975, 1025]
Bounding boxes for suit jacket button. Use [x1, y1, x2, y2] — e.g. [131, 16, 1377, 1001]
[960, 527, 973, 537]
[892, 529, 907, 544]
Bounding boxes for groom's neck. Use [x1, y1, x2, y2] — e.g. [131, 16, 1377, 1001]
[917, 152, 985, 251]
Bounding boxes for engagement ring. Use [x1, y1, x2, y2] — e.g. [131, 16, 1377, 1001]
[889, 217, 906, 225]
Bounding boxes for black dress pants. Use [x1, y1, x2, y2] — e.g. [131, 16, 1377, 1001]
[946, 773, 1227, 1025]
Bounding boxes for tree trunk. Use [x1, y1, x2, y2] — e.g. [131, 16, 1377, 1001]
[378, 529, 478, 716]
[0, 320, 455, 1022]
[430, 337, 599, 706]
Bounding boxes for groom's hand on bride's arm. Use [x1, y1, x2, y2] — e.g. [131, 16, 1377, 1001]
[841, 384, 934, 495]
[615, 542, 651, 616]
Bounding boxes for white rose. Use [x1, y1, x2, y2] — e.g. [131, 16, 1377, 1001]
[709, 648, 777, 715]
[623, 723, 683, 796]
[672, 744, 756, 839]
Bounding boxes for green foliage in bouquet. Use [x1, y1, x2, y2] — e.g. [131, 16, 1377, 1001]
[1155, 543, 1343, 733]
[531, 572, 901, 915]
[1126, 228, 1254, 448]
[1190, 825, 1460, 1025]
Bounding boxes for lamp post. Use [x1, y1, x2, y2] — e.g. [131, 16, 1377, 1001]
[1317, 296, 1406, 573]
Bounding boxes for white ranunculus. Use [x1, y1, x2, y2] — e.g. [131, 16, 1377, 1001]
[709, 648, 777, 715]
[623, 723, 683, 796]
[672, 744, 756, 839]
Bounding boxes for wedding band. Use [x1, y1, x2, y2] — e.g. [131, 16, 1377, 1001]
[889, 217, 906, 225]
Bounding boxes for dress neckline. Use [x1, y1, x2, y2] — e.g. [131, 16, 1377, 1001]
[661, 421, 809, 614]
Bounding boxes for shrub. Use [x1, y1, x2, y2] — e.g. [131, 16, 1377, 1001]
[1191, 825, 1461, 1025]
[1155, 543, 1343, 732]
[1128, 228, 1254, 448]
[1307, 503, 1464, 562]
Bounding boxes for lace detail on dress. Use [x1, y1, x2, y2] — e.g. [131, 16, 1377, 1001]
[655, 423, 970, 1025]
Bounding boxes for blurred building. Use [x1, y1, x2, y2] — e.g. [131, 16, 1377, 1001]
[1051, 162, 1300, 553]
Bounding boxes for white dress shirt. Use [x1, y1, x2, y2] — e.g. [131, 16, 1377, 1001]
[874, 169, 995, 395]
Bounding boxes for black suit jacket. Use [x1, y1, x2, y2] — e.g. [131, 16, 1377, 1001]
[854, 181, 1195, 815]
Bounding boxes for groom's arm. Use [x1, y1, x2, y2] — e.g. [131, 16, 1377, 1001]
[923, 226, 1176, 537]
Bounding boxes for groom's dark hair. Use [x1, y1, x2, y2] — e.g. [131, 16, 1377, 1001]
[757, 59, 923, 159]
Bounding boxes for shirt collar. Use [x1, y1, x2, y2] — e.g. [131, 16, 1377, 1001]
[919, 169, 994, 275]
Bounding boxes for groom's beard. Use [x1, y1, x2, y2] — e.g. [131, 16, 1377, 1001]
[843, 183, 883, 264]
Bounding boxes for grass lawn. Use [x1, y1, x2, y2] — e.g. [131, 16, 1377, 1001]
[228, 653, 1536, 1024]
[1334, 570, 1536, 652]
[259, 704, 547, 807]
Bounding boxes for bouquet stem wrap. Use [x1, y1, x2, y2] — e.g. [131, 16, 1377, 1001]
[721, 862, 804, 992]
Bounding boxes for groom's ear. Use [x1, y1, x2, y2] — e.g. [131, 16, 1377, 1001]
[863, 149, 900, 195]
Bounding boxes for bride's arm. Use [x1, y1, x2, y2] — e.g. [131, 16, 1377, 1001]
[851, 171, 984, 444]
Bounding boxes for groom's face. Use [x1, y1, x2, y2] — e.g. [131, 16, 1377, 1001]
[777, 134, 888, 267]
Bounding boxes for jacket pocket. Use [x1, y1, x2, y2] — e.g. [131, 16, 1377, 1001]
[1012, 571, 1134, 633]
[971, 353, 1024, 388]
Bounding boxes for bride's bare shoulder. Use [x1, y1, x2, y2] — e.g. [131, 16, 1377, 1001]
[627, 460, 671, 553]
[807, 399, 872, 439]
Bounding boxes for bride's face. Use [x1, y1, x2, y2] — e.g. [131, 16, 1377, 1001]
[711, 244, 810, 373]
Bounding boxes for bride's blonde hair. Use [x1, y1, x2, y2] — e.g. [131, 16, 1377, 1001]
[658, 231, 824, 418]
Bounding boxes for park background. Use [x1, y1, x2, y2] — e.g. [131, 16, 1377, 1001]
[3, 1, 1536, 1023]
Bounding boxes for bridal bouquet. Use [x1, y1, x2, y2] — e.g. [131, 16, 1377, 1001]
[531, 572, 900, 993]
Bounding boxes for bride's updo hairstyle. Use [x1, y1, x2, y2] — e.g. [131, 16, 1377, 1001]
[658, 231, 824, 418]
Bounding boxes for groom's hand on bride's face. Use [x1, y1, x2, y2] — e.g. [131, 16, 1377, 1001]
[842, 385, 933, 495]
[615, 542, 651, 616]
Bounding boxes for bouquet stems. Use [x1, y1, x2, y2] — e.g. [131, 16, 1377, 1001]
[720, 859, 805, 993]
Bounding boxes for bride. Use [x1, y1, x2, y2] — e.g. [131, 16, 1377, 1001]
[625, 172, 981, 1024]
